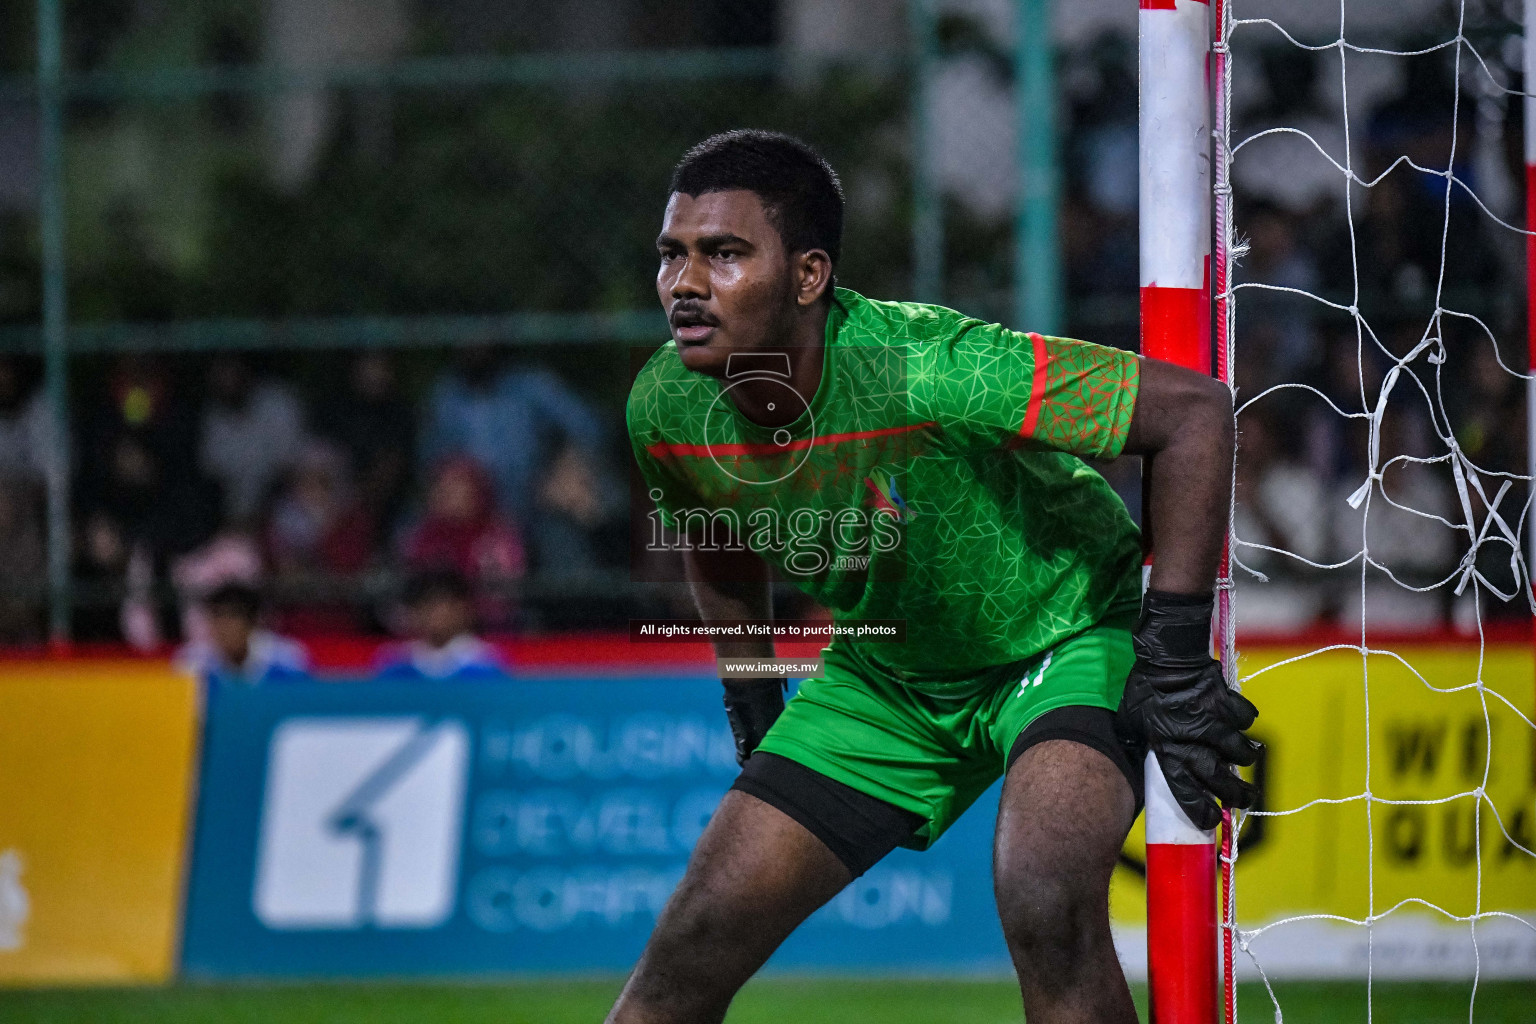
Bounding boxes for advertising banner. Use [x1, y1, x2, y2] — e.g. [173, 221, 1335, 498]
[1109, 643, 1536, 979]
[0, 662, 199, 985]
[182, 644, 1535, 979]
[181, 677, 1011, 977]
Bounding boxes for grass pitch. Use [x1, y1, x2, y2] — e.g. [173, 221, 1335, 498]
[0, 978, 1532, 1022]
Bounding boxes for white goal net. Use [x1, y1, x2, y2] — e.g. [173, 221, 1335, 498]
[1218, 0, 1536, 1014]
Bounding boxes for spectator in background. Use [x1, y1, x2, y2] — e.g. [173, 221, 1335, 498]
[374, 569, 505, 682]
[1233, 43, 1345, 217]
[0, 358, 52, 644]
[527, 444, 629, 628]
[175, 582, 310, 686]
[73, 510, 133, 644]
[1232, 405, 1330, 632]
[0, 476, 44, 644]
[419, 345, 601, 521]
[200, 355, 304, 526]
[78, 355, 199, 513]
[82, 429, 222, 647]
[0, 357, 54, 485]
[1454, 342, 1524, 477]
[532, 444, 624, 573]
[264, 440, 377, 633]
[172, 525, 264, 648]
[1350, 54, 1501, 300]
[1061, 31, 1139, 349]
[401, 456, 523, 626]
[267, 440, 375, 576]
[1065, 33, 1138, 213]
[104, 426, 223, 546]
[75, 356, 208, 647]
[1309, 331, 1390, 484]
[1237, 201, 1321, 392]
[74, 509, 169, 649]
[1332, 409, 1455, 630]
[314, 352, 416, 529]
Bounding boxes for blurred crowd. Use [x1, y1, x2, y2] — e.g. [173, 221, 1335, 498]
[175, 572, 509, 686]
[2, 11, 1530, 647]
[0, 346, 632, 648]
[1057, 32, 1529, 634]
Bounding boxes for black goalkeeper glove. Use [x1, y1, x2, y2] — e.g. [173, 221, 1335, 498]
[1115, 589, 1261, 831]
[722, 679, 786, 766]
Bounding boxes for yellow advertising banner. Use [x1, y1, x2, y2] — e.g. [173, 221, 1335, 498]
[0, 661, 199, 985]
[1110, 642, 1536, 979]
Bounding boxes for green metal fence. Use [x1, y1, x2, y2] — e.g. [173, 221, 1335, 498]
[11, 0, 1065, 641]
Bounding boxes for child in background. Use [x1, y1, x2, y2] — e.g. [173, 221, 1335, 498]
[175, 583, 310, 686]
[373, 568, 505, 682]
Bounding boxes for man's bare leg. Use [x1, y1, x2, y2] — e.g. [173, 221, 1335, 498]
[994, 739, 1139, 1024]
[606, 789, 851, 1024]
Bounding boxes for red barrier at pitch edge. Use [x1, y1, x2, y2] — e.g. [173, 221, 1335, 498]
[0, 625, 1526, 671]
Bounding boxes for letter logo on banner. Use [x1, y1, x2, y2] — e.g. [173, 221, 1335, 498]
[182, 680, 1018, 977]
[0, 849, 29, 950]
[254, 717, 469, 930]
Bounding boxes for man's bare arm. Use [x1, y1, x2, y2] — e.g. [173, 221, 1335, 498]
[1122, 356, 1235, 596]
[1116, 355, 1258, 829]
[682, 544, 775, 662]
[682, 543, 784, 765]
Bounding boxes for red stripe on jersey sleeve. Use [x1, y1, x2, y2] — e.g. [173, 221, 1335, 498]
[1018, 332, 1051, 441]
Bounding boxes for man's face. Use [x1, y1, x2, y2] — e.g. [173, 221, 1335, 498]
[414, 594, 473, 649]
[656, 190, 795, 377]
[208, 609, 254, 665]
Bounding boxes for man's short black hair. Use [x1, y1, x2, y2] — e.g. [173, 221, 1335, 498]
[670, 130, 844, 268]
[205, 582, 262, 621]
[403, 567, 472, 607]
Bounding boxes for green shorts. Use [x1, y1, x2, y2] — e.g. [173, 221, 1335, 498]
[755, 617, 1136, 849]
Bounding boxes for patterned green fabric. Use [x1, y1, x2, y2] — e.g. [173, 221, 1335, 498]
[627, 287, 1143, 693]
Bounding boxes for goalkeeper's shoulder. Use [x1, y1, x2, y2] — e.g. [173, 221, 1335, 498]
[625, 339, 686, 443]
[857, 286, 1125, 359]
[849, 290, 1111, 371]
[837, 287, 979, 346]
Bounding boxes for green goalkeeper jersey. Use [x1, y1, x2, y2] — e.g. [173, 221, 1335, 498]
[627, 287, 1143, 694]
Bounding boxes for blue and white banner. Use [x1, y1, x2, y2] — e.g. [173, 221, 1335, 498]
[181, 677, 1010, 977]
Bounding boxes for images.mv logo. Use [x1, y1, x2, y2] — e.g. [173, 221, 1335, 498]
[254, 717, 470, 930]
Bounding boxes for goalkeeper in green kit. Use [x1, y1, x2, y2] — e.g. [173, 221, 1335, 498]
[611, 131, 1259, 1024]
